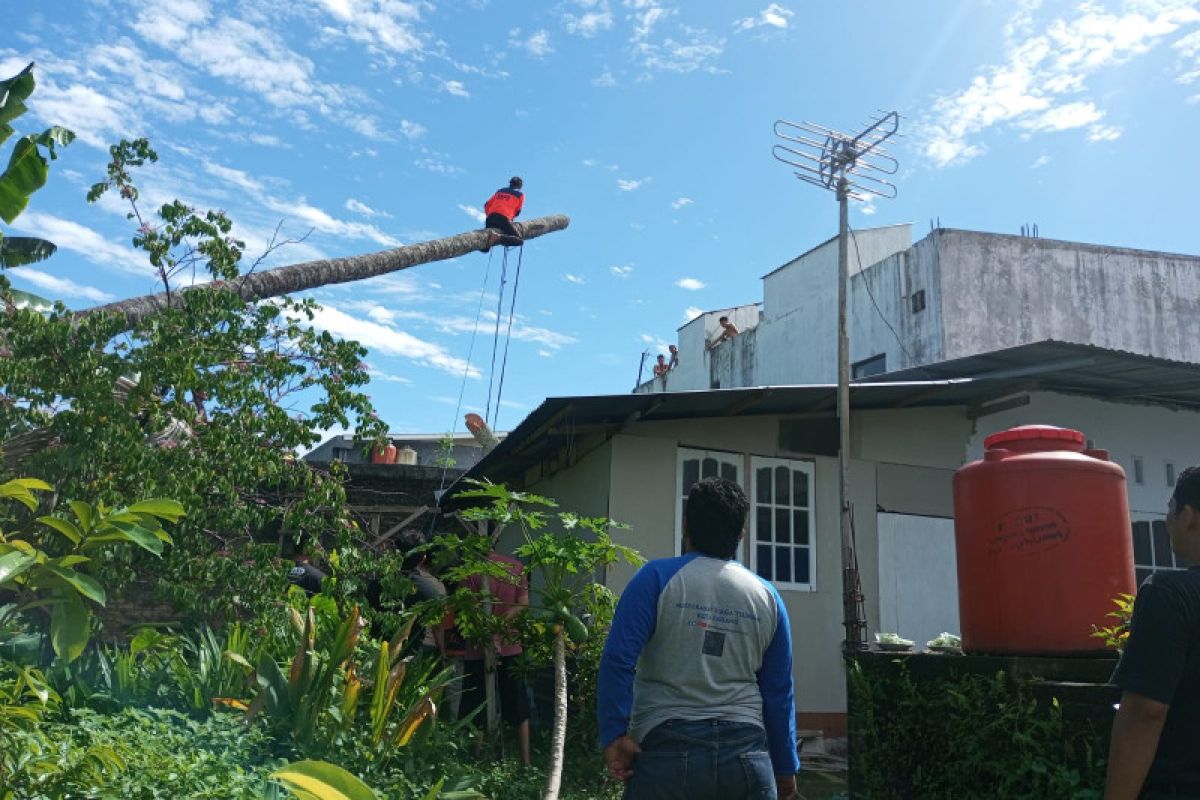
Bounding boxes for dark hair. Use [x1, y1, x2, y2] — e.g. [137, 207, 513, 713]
[657, 353, 665, 360]
[685, 477, 749, 559]
[396, 528, 428, 571]
[509, 176, 523, 189]
[1173, 466, 1200, 513]
[669, 344, 678, 351]
[719, 316, 729, 324]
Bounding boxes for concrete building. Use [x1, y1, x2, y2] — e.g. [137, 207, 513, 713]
[641, 226, 1200, 393]
[456, 346, 1200, 738]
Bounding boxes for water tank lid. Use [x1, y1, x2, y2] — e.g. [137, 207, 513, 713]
[984, 425, 1085, 449]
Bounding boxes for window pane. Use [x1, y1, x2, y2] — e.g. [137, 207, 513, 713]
[775, 466, 790, 505]
[756, 468, 772, 503]
[793, 470, 809, 507]
[793, 510, 809, 545]
[721, 462, 737, 482]
[775, 546, 792, 582]
[1152, 521, 1172, 567]
[702, 457, 718, 479]
[1132, 521, 1152, 566]
[756, 545, 772, 579]
[795, 548, 811, 585]
[775, 508, 791, 544]
[1136, 567, 1152, 587]
[757, 507, 773, 543]
[683, 459, 699, 493]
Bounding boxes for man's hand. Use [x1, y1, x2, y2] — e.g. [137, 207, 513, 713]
[603, 734, 641, 783]
[775, 773, 798, 800]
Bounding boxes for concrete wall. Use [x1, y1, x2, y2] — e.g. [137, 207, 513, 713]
[877, 513, 959, 648]
[640, 304, 761, 393]
[936, 231, 1200, 364]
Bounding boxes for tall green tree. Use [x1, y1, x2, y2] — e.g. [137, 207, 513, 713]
[0, 140, 386, 621]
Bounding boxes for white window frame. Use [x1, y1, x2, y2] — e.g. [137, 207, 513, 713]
[675, 447, 743, 557]
[750, 456, 816, 591]
[1131, 514, 1184, 585]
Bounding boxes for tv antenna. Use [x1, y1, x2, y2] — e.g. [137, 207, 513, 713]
[772, 111, 900, 651]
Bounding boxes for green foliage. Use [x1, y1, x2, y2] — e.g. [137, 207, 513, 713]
[847, 658, 1106, 799]
[1090, 593, 1134, 653]
[0, 478, 181, 662]
[0, 62, 74, 279]
[434, 433, 457, 469]
[1, 705, 282, 799]
[0, 139, 387, 622]
[272, 759, 379, 800]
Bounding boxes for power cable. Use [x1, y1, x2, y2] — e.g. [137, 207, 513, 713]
[847, 224, 917, 368]
[492, 245, 524, 431]
[484, 248, 510, 426]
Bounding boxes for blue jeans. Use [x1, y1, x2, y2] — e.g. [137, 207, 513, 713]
[624, 719, 776, 800]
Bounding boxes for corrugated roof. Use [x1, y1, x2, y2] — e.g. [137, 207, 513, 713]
[453, 341, 1200, 493]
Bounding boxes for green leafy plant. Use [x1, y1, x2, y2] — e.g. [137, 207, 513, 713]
[0, 478, 182, 662]
[451, 480, 641, 800]
[1090, 593, 1134, 653]
[0, 62, 75, 286]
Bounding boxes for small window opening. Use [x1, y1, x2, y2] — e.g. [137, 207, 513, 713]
[911, 289, 926, 314]
[1134, 457, 1145, 485]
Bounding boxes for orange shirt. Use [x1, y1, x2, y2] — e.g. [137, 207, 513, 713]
[483, 188, 524, 220]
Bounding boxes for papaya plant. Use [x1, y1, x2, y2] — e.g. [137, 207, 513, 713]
[0, 478, 183, 662]
[453, 480, 641, 800]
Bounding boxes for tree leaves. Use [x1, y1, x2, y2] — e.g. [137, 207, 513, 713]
[0, 236, 56, 268]
[50, 590, 89, 662]
[0, 62, 35, 147]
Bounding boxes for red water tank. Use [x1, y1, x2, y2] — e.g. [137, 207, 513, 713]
[953, 425, 1136, 655]
[370, 442, 398, 464]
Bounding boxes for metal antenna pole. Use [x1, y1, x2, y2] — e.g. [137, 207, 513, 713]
[771, 111, 901, 652]
[836, 177, 854, 651]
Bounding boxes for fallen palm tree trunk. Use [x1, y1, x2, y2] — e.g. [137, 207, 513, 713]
[80, 214, 571, 331]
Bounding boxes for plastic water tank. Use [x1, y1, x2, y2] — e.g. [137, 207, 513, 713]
[953, 425, 1136, 655]
[370, 442, 398, 464]
[396, 446, 418, 465]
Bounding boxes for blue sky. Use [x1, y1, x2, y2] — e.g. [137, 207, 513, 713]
[4, 0, 1200, 440]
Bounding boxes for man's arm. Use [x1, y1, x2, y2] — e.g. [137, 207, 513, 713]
[757, 588, 801, 782]
[1104, 690, 1169, 800]
[597, 565, 661, 750]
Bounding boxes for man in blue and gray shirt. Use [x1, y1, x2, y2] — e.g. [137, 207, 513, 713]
[598, 477, 800, 800]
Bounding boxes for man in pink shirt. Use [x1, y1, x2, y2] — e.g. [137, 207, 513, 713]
[461, 550, 531, 765]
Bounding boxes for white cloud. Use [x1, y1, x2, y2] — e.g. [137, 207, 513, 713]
[581, 158, 599, 167]
[593, 70, 617, 87]
[634, 32, 725, 74]
[735, 4, 793, 32]
[564, 273, 586, 284]
[9, 212, 145, 276]
[565, 11, 614, 37]
[346, 198, 391, 218]
[1088, 124, 1123, 141]
[414, 149, 465, 175]
[511, 28, 555, 57]
[918, 3, 1200, 166]
[1031, 154, 1052, 169]
[857, 197, 877, 216]
[304, 304, 480, 378]
[263, 196, 402, 248]
[311, 0, 426, 55]
[671, 196, 693, 210]
[399, 120, 427, 139]
[676, 277, 706, 290]
[683, 306, 703, 322]
[617, 177, 649, 191]
[458, 204, 487, 223]
[610, 265, 634, 277]
[441, 79, 470, 98]
[6, 267, 114, 303]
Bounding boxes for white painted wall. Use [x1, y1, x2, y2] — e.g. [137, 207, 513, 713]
[965, 391, 1200, 517]
[877, 513, 959, 647]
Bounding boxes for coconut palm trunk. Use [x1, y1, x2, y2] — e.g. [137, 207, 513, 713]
[80, 215, 570, 331]
[543, 626, 568, 800]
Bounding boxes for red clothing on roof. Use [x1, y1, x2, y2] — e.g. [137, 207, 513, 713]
[484, 188, 524, 220]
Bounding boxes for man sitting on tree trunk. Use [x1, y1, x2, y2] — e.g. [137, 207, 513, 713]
[481, 176, 525, 253]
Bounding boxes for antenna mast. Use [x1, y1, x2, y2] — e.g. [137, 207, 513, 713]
[772, 111, 901, 651]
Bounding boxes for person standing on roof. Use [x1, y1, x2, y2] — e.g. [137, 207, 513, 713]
[481, 176, 525, 253]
